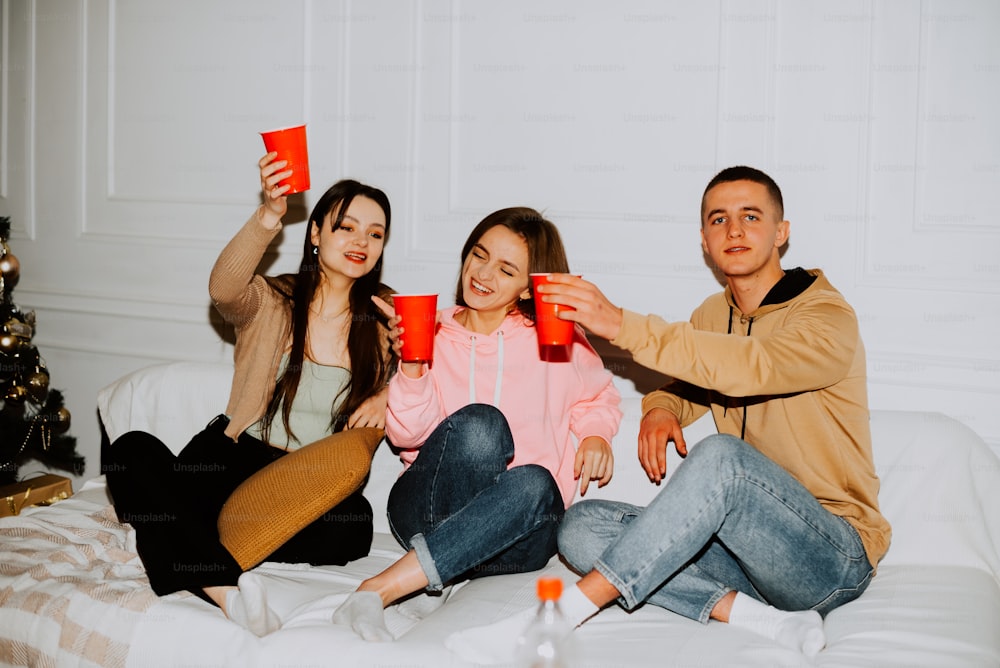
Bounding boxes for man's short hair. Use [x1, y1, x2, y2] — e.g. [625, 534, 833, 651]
[701, 166, 784, 221]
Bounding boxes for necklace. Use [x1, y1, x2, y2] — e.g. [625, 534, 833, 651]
[309, 305, 350, 323]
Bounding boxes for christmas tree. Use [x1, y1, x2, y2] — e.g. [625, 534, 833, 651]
[0, 216, 80, 485]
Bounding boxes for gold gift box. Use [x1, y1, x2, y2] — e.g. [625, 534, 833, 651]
[0, 474, 73, 517]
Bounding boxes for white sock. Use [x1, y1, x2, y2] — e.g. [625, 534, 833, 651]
[444, 584, 596, 665]
[728, 592, 825, 657]
[332, 590, 394, 642]
[225, 576, 282, 637]
[559, 584, 601, 627]
[394, 585, 453, 621]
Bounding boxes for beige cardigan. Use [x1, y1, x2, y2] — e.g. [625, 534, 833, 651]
[208, 208, 296, 440]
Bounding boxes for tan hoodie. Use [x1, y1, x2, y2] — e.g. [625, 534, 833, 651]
[612, 268, 890, 568]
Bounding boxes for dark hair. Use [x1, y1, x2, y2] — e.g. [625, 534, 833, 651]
[701, 165, 784, 221]
[261, 179, 393, 442]
[454, 207, 569, 322]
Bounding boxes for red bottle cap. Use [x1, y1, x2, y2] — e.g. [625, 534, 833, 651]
[536, 577, 563, 601]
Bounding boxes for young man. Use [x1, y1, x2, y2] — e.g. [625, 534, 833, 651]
[446, 166, 890, 662]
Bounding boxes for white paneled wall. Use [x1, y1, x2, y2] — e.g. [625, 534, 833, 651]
[1, 0, 997, 488]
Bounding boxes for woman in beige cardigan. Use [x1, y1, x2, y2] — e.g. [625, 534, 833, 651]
[104, 152, 395, 635]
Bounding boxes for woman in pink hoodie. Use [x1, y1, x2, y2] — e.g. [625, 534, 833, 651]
[332, 207, 623, 640]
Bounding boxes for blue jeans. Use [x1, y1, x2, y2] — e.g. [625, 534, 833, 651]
[387, 404, 565, 591]
[558, 434, 874, 623]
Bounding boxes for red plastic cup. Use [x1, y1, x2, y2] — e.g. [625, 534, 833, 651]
[393, 294, 438, 363]
[260, 124, 311, 194]
[530, 273, 578, 354]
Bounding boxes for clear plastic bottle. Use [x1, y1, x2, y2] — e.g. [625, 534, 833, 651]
[515, 577, 575, 667]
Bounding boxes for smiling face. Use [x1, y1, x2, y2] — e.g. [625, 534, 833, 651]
[459, 224, 532, 319]
[700, 179, 789, 283]
[310, 195, 386, 282]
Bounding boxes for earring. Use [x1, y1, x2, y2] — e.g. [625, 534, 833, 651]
[313, 246, 319, 255]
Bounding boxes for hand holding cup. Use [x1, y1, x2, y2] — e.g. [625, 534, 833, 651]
[260, 124, 311, 195]
[373, 294, 439, 377]
[531, 273, 625, 342]
[259, 152, 291, 224]
[391, 294, 438, 363]
[530, 273, 579, 356]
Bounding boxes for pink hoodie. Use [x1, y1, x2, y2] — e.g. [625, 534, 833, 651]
[386, 306, 623, 507]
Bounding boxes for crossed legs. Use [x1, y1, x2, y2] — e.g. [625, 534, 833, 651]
[446, 434, 874, 661]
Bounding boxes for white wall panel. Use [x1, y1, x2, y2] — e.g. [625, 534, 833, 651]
[0, 0, 36, 236]
[865, 0, 999, 289]
[85, 0, 311, 243]
[716, 1, 777, 165]
[443, 2, 723, 287]
[916, 1, 999, 236]
[857, 0, 1000, 434]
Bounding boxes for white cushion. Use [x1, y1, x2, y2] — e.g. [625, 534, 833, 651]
[97, 361, 234, 455]
[869, 410, 1000, 576]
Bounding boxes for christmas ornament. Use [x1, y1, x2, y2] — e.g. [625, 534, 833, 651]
[4, 383, 28, 403]
[51, 407, 72, 434]
[0, 245, 19, 290]
[25, 368, 50, 402]
[0, 333, 19, 354]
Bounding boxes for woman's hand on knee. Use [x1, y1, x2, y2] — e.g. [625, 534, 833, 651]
[575, 436, 614, 495]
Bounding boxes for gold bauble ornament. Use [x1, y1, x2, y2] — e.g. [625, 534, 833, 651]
[0, 333, 20, 354]
[25, 369, 49, 402]
[51, 407, 71, 433]
[4, 383, 28, 403]
[0, 250, 19, 290]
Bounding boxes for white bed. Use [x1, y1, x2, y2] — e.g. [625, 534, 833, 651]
[2, 360, 999, 667]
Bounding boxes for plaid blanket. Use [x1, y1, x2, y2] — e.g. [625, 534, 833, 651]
[0, 481, 157, 667]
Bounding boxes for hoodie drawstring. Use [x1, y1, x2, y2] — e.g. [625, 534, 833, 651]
[725, 305, 752, 441]
[493, 331, 504, 407]
[468, 331, 504, 408]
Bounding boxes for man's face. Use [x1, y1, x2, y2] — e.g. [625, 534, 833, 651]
[700, 180, 789, 280]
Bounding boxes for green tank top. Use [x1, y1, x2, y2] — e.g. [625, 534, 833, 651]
[245, 355, 351, 450]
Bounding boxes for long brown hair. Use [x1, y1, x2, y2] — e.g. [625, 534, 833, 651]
[454, 207, 570, 322]
[261, 180, 394, 443]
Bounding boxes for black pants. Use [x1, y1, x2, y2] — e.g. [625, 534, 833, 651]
[103, 416, 373, 598]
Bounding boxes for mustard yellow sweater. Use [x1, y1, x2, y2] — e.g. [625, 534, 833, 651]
[612, 269, 890, 568]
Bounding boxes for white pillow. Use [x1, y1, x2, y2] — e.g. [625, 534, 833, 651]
[97, 361, 234, 455]
[871, 409, 1000, 576]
